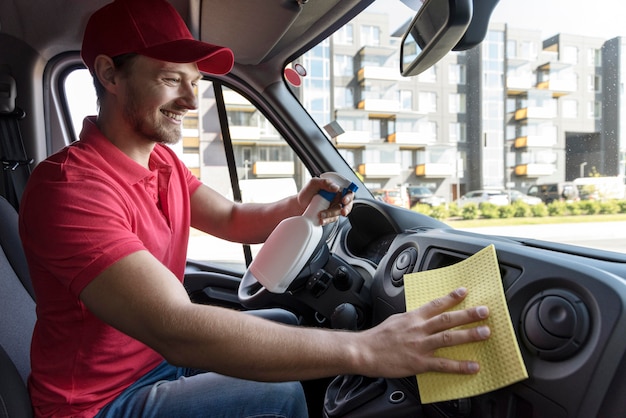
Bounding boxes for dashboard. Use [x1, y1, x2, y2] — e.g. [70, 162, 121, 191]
[292, 198, 626, 417]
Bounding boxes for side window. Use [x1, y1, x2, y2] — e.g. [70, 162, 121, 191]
[63, 70, 307, 266]
[186, 81, 309, 264]
[64, 69, 98, 139]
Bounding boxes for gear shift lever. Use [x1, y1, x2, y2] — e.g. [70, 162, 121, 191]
[331, 303, 358, 330]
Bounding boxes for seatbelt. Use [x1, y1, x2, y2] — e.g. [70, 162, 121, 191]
[213, 82, 254, 267]
[0, 74, 33, 211]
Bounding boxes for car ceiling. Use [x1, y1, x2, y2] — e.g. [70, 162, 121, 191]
[0, 0, 375, 70]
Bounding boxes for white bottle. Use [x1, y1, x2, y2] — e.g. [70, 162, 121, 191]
[246, 172, 357, 293]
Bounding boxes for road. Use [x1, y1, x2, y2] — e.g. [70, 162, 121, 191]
[458, 221, 626, 254]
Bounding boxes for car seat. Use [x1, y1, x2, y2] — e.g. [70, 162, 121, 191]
[0, 73, 33, 212]
[0, 194, 35, 417]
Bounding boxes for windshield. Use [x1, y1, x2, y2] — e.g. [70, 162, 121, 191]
[285, 0, 626, 253]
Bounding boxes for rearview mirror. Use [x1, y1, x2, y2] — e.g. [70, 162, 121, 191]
[400, 0, 473, 77]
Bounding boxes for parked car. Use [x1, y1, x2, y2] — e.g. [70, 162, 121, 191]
[573, 176, 626, 201]
[371, 188, 409, 209]
[2, 0, 626, 417]
[456, 190, 510, 208]
[407, 186, 444, 207]
[527, 182, 580, 204]
[504, 190, 542, 205]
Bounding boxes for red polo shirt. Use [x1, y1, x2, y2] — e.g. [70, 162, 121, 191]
[19, 116, 202, 417]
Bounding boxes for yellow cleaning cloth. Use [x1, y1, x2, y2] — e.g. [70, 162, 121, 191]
[403, 244, 528, 404]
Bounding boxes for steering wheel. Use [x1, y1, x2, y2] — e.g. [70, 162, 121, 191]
[237, 223, 334, 309]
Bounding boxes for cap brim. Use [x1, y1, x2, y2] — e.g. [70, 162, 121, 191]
[139, 39, 234, 75]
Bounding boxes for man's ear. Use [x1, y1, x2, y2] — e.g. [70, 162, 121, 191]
[93, 55, 118, 93]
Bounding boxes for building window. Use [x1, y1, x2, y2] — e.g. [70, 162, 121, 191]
[587, 48, 601, 66]
[338, 149, 355, 167]
[448, 93, 466, 114]
[506, 40, 516, 59]
[449, 122, 466, 143]
[399, 90, 412, 110]
[448, 63, 466, 84]
[334, 87, 354, 109]
[400, 149, 414, 169]
[335, 24, 353, 45]
[258, 146, 293, 162]
[587, 101, 601, 119]
[418, 91, 437, 113]
[360, 25, 380, 46]
[519, 41, 537, 60]
[334, 54, 354, 77]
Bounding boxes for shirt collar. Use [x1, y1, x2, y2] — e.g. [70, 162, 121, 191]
[79, 116, 170, 185]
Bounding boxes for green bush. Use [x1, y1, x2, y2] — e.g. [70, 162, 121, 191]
[547, 201, 568, 216]
[599, 201, 619, 214]
[479, 202, 499, 219]
[412, 203, 432, 216]
[498, 205, 515, 218]
[531, 203, 548, 217]
[430, 205, 450, 220]
[618, 200, 626, 213]
[448, 202, 461, 218]
[566, 202, 583, 215]
[577, 200, 600, 215]
[512, 201, 532, 218]
[461, 203, 479, 220]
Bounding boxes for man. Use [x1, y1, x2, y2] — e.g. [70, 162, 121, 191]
[18, 0, 491, 416]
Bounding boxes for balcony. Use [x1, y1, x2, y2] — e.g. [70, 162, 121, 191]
[506, 76, 533, 95]
[252, 161, 294, 177]
[357, 98, 401, 113]
[514, 163, 556, 177]
[514, 106, 557, 120]
[514, 135, 557, 149]
[230, 125, 261, 141]
[536, 79, 576, 97]
[357, 162, 401, 178]
[357, 66, 403, 82]
[335, 130, 373, 145]
[415, 163, 454, 178]
[388, 132, 435, 146]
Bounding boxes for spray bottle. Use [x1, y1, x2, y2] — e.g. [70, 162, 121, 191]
[246, 172, 358, 293]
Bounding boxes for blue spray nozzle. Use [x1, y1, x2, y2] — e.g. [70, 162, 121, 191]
[318, 182, 357, 202]
[318, 189, 337, 202]
[343, 182, 358, 196]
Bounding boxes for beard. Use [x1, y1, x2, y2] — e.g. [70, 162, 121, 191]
[122, 85, 183, 145]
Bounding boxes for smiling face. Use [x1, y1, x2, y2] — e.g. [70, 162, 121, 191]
[118, 55, 202, 145]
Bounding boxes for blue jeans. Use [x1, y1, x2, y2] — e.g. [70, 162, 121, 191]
[95, 361, 308, 417]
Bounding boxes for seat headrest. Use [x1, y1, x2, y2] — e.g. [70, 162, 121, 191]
[0, 73, 17, 114]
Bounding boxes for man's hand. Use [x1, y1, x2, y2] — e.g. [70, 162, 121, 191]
[297, 176, 355, 225]
[355, 287, 490, 378]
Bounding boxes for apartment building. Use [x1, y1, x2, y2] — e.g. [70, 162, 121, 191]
[184, 12, 624, 203]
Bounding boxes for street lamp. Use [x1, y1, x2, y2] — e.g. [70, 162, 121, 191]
[580, 162, 587, 178]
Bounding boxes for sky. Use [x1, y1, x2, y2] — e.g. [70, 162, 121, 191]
[373, 0, 626, 41]
[490, 0, 626, 40]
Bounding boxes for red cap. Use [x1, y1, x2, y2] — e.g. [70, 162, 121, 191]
[81, 0, 234, 75]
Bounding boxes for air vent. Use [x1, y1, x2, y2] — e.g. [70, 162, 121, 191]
[391, 247, 417, 287]
[520, 289, 590, 361]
